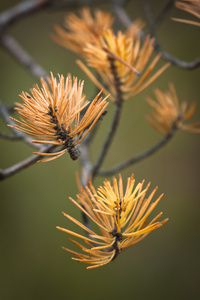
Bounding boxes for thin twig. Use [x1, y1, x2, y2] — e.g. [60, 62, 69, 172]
[51, 0, 110, 9]
[0, 132, 22, 140]
[0, 98, 41, 149]
[0, 0, 50, 29]
[97, 130, 176, 176]
[0, 33, 48, 80]
[114, 2, 200, 70]
[92, 56, 124, 178]
[141, 0, 156, 36]
[0, 98, 21, 136]
[141, 0, 200, 70]
[80, 82, 108, 146]
[0, 0, 110, 30]
[79, 142, 92, 185]
[155, 0, 175, 26]
[113, 1, 132, 28]
[157, 50, 200, 69]
[0, 144, 55, 181]
[79, 141, 94, 234]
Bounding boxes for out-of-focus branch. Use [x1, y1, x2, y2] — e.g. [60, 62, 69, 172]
[0, 98, 42, 148]
[141, 0, 200, 70]
[0, 33, 48, 80]
[0, 0, 110, 30]
[155, 50, 200, 69]
[0, 1, 50, 170]
[154, 0, 175, 26]
[141, 0, 156, 36]
[0, 0, 50, 29]
[113, 1, 132, 28]
[97, 130, 176, 176]
[0, 144, 55, 181]
[0, 0, 112, 80]
[140, 0, 175, 34]
[114, 1, 200, 70]
[0, 99, 21, 137]
[52, 0, 110, 9]
[0, 132, 22, 140]
[0, 2, 48, 78]
[79, 142, 92, 185]
[78, 141, 94, 233]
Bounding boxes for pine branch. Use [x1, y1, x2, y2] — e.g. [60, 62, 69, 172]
[114, 1, 200, 70]
[98, 130, 176, 176]
[0, 98, 41, 148]
[0, 145, 55, 181]
[0, 33, 48, 80]
[92, 56, 124, 178]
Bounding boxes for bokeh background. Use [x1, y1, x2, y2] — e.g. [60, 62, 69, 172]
[0, 1, 200, 299]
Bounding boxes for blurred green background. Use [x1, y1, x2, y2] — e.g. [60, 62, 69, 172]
[0, 1, 200, 299]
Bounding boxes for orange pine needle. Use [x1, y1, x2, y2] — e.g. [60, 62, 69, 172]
[58, 174, 168, 269]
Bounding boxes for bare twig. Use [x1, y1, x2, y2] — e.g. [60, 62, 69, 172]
[79, 141, 94, 233]
[0, 98, 41, 149]
[0, 132, 22, 140]
[141, 0, 200, 70]
[0, 98, 20, 136]
[79, 142, 92, 185]
[0, 33, 48, 80]
[155, 0, 175, 26]
[155, 50, 200, 69]
[0, 2, 49, 152]
[113, 1, 133, 28]
[0, 98, 27, 139]
[0, 144, 56, 180]
[114, 2, 200, 70]
[0, 0, 112, 31]
[97, 130, 176, 176]
[92, 56, 124, 178]
[141, 0, 156, 36]
[51, 0, 110, 9]
[0, 0, 50, 29]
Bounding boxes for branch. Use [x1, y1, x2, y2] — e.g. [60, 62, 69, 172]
[51, 0, 110, 9]
[79, 142, 92, 185]
[91, 102, 122, 178]
[0, 33, 48, 80]
[0, 132, 22, 140]
[0, 98, 41, 148]
[92, 56, 124, 178]
[154, 0, 175, 26]
[97, 130, 176, 176]
[0, 144, 55, 181]
[113, 1, 133, 28]
[0, 0, 50, 29]
[0, 98, 20, 136]
[141, 0, 200, 70]
[0, 0, 109, 29]
[156, 50, 200, 69]
[114, 2, 200, 70]
[140, 0, 156, 36]
[78, 141, 94, 234]
[140, 0, 175, 34]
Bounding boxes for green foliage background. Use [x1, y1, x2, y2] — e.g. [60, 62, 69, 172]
[0, 1, 200, 299]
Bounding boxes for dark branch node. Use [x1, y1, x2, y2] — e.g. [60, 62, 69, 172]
[110, 230, 122, 260]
